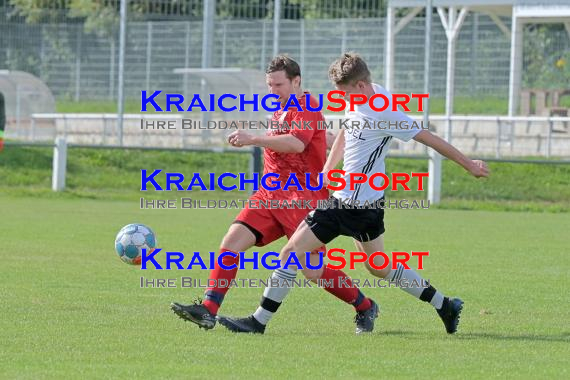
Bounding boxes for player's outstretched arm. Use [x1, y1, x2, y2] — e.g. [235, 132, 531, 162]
[413, 130, 490, 178]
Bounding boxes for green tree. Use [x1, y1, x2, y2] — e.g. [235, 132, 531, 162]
[523, 24, 570, 89]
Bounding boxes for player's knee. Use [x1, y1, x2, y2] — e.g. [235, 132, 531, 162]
[280, 241, 298, 260]
[219, 233, 236, 251]
[365, 260, 390, 278]
[279, 244, 300, 271]
[220, 226, 254, 252]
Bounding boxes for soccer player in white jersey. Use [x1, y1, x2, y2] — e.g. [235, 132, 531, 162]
[218, 53, 490, 335]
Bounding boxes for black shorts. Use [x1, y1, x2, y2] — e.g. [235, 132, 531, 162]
[305, 196, 385, 244]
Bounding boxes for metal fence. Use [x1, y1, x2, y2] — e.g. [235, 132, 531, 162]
[0, 1, 387, 21]
[2, 5, 569, 103]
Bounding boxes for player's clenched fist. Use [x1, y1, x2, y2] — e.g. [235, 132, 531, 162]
[469, 160, 490, 178]
[228, 130, 255, 147]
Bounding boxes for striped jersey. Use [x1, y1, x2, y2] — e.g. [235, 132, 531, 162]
[332, 83, 421, 203]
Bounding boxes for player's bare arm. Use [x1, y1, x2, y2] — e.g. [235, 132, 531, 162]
[413, 130, 490, 178]
[227, 129, 305, 153]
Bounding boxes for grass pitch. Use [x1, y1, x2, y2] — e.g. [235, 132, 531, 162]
[1, 196, 568, 379]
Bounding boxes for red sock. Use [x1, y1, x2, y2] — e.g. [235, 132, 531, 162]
[320, 267, 372, 311]
[202, 248, 239, 315]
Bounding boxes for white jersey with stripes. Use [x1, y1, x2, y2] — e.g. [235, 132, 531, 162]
[332, 83, 421, 203]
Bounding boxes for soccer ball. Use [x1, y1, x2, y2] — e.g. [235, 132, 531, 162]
[114, 223, 157, 265]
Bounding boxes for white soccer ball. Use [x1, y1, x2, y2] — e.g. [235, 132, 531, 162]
[114, 223, 157, 265]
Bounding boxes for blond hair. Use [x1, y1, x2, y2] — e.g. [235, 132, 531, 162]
[328, 53, 371, 85]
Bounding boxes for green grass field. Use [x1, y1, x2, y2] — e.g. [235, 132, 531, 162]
[1, 196, 568, 379]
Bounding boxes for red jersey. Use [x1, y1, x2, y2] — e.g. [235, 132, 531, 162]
[260, 92, 328, 201]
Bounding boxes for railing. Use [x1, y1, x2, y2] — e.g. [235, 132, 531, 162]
[4, 139, 262, 194]
[429, 115, 570, 158]
[20, 113, 570, 158]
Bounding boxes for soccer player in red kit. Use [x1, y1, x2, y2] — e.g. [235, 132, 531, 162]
[171, 55, 378, 331]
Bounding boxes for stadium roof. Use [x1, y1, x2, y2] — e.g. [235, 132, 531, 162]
[389, 0, 570, 11]
[386, 0, 570, 121]
[388, 0, 570, 21]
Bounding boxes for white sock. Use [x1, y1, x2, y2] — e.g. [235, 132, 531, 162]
[387, 263, 444, 309]
[253, 267, 297, 325]
[429, 291, 445, 310]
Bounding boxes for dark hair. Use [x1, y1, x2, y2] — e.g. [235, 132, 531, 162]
[266, 54, 301, 80]
[328, 52, 371, 85]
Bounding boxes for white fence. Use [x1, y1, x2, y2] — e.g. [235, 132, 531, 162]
[429, 115, 570, 158]
[44, 138, 260, 193]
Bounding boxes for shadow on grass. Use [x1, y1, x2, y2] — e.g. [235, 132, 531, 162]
[457, 332, 570, 343]
[382, 329, 570, 343]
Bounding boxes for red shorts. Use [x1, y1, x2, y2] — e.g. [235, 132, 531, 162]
[234, 192, 326, 254]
